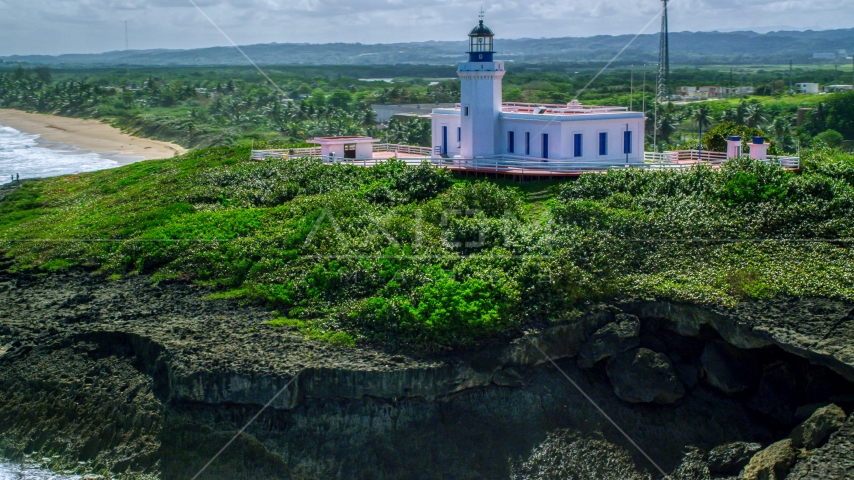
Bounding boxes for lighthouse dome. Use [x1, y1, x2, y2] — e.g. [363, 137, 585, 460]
[469, 20, 494, 37]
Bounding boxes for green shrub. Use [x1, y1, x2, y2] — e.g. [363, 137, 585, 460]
[4, 146, 854, 351]
[814, 129, 845, 149]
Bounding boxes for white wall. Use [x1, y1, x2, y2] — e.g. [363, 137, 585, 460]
[498, 118, 562, 159]
[320, 144, 345, 158]
[431, 113, 462, 157]
[498, 116, 645, 162]
[355, 143, 373, 158]
[796, 83, 819, 94]
[458, 61, 505, 158]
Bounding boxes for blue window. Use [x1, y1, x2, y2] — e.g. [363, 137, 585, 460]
[542, 134, 549, 159]
[599, 132, 608, 156]
[457, 127, 461, 142]
[574, 134, 583, 157]
[507, 131, 515, 153]
[525, 132, 531, 155]
[623, 131, 632, 154]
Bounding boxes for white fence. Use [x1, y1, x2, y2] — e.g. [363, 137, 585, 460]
[251, 144, 433, 161]
[643, 150, 799, 170]
[251, 147, 800, 174]
[372, 143, 434, 155]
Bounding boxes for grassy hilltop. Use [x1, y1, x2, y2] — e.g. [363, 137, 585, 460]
[2, 148, 854, 351]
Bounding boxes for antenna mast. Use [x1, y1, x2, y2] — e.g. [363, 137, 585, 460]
[656, 0, 670, 104]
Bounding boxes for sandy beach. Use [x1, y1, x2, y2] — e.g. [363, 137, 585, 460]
[0, 109, 186, 164]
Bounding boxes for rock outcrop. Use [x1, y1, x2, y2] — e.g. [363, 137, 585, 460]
[510, 429, 652, 480]
[706, 441, 762, 474]
[624, 299, 854, 384]
[577, 313, 641, 368]
[1, 272, 853, 479]
[740, 439, 797, 480]
[789, 403, 846, 450]
[606, 348, 685, 404]
[786, 413, 854, 479]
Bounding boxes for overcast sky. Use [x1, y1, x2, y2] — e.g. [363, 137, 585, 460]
[0, 0, 850, 56]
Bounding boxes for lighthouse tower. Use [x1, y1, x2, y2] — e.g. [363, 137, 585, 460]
[458, 15, 505, 158]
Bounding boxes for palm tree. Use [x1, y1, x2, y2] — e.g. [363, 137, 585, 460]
[691, 104, 714, 153]
[745, 103, 768, 129]
[721, 101, 748, 125]
[656, 112, 680, 144]
[769, 116, 793, 152]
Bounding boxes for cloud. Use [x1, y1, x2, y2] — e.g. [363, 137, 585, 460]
[0, 0, 850, 55]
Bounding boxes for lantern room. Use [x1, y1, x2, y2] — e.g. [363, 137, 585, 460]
[467, 19, 495, 62]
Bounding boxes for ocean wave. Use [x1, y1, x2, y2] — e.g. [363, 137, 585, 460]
[0, 462, 81, 479]
[0, 125, 119, 185]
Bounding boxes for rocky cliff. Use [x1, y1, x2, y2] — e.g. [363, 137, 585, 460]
[1, 271, 852, 479]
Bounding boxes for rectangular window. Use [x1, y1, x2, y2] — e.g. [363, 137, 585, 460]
[623, 130, 632, 154]
[542, 134, 549, 159]
[464, 106, 469, 116]
[574, 134, 583, 157]
[599, 132, 608, 156]
[507, 131, 515, 153]
[457, 127, 461, 142]
[525, 132, 531, 155]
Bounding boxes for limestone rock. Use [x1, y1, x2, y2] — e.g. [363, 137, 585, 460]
[706, 441, 762, 474]
[669, 446, 711, 480]
[577, 313, 641, 368]
[739, 439, 796, 480]
[789, 403, 846, 450]
[793, 403, 829, 423]
[701, 342, 761, 394]
[510, 429, 652, 480]
[786, 413, 854, 479]
[606, 348, 685, 404]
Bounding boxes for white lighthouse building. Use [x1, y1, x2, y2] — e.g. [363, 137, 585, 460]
[432, 18, 646, 165]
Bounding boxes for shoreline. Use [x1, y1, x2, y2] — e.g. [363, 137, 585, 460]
[0, 108, 187, 163]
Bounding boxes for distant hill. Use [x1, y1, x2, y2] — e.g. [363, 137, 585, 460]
[2, 29, 853, 67]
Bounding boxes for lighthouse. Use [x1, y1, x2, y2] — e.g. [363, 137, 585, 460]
[431, 16, 645, 164]
[458, 15, 505, 158]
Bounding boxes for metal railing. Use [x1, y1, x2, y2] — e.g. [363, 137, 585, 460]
[251, 148, 800, 173]
[251, 144, 433, 160]
[251, 147, 320, 160]
[643, 150, 799, 170]
[373, 144, 434, 155]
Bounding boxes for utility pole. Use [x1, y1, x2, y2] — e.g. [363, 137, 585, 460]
[630, 65, 634, 111]
[789, 59, 793, 95]
[642, 66, 647, 114]
[729, 68, 733, 99]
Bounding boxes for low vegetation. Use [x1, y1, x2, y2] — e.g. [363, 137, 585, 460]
[2, 146, 854, 352]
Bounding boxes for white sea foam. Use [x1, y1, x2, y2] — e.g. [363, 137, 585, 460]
[0, 125, 119, 185]
[0, 462, 80, 479]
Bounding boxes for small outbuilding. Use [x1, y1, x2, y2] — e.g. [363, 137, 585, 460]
[308, 136, 379, 159]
